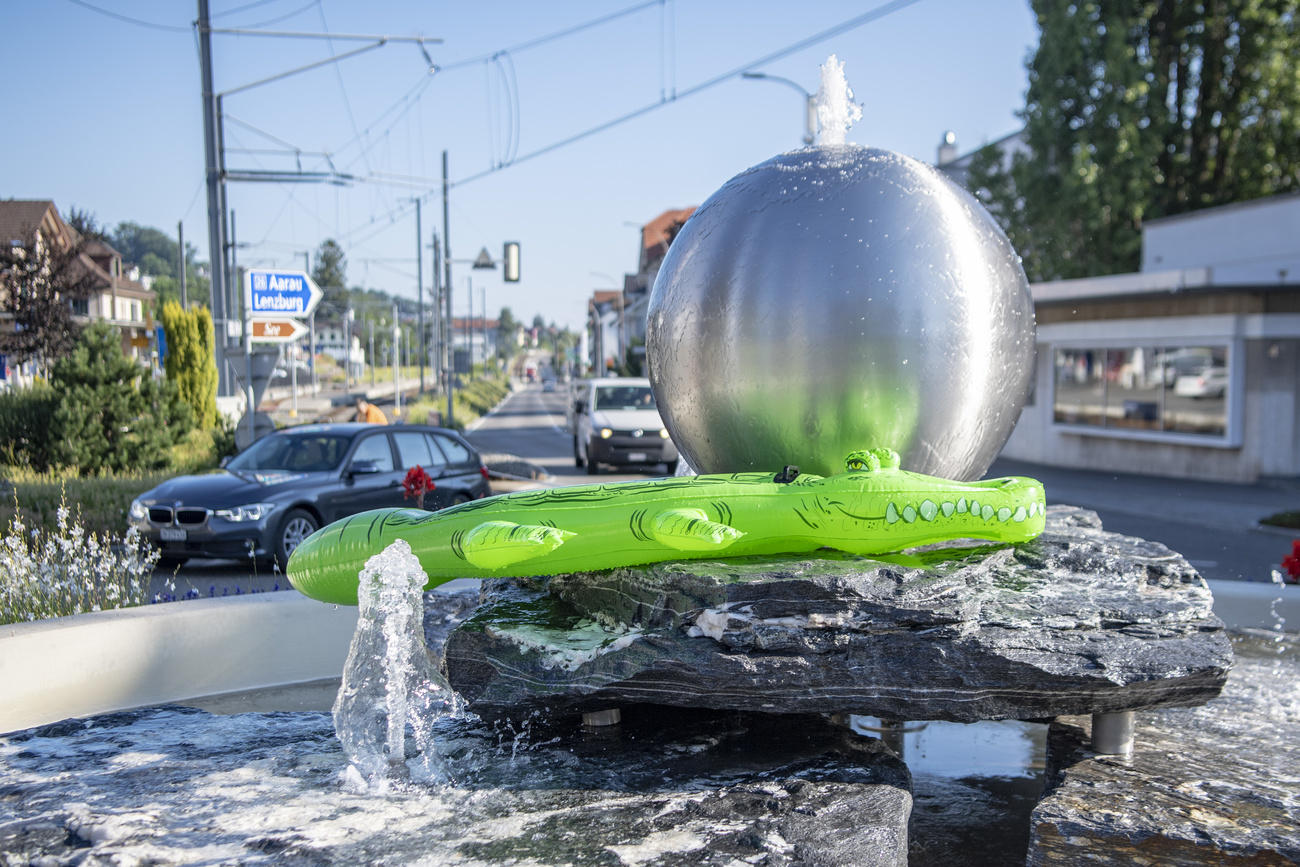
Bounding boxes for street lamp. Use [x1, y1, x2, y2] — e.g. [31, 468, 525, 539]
[742, 71, 816, 146]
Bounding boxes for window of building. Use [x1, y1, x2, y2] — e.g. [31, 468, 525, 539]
[1053, 344, 1229, 439]
[70, 297, 89, 316]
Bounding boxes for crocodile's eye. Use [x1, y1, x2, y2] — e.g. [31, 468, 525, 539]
[847, 459, 865, 470]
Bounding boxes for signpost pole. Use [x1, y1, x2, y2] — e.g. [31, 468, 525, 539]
[233, 211, 256, 449]
[392, 302, 400, 420]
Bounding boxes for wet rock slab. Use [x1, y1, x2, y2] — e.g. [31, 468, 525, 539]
[445, 507, 1232, 722]
[0, 705, 911, 866]
[1028, 632, 1300, 865]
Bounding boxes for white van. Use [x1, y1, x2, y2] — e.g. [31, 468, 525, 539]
[571, 377, 678, 474]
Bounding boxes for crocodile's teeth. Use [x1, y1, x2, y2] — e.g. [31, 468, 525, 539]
[969, 499, 980, 516]
[956, 498, 968, 514]
[919, 500, 938, 521]
[902, 504, 917, 523]
[997, 507, 1011, 522]
[885, 502, 899, 524]
[981, 505, 995, 521]
[1013, 506, 1028, 522]
[941, 501, 955, 518]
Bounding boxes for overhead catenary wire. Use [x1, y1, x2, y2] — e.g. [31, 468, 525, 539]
[336, 0, 925, 238]
[64, 0, 191, 32]
[233, 0, 319, 30]
[211, 0, 281, 18]
[434, 0, 662, 73]
[454, 0, 924, 187]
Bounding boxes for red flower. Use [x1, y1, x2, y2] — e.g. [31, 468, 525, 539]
[1281, 539, 1300, 584]
[402, 466, 435, 509]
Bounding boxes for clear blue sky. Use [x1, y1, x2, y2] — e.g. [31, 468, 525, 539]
[2, 0, 1038, 330]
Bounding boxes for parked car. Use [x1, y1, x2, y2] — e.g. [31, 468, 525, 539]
[1174, 366, 1228, 399]
[128, 423, 491, 569]
[571, 377, 678, 474]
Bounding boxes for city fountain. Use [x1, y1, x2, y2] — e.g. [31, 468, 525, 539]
[1, 57, 1298, 865]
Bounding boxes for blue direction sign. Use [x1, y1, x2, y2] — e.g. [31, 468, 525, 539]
[244, 270, 322, 318]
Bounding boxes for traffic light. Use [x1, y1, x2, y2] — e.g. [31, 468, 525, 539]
[503, 241, 521, 282]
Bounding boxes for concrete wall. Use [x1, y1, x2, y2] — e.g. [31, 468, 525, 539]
[0, 593, 358, 734]
[1143, 193, 1300, 284]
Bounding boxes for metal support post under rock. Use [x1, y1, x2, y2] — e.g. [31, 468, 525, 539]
[582, 709, 621, 727]
[1091, 711, 1136, 757]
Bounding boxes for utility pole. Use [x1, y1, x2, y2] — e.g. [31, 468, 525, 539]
[233, 210, 255, 448]
[197, 0, 228, 395]
[413, 197, 425, 395]
[391, 302, 400, 419]
[304, 250, 317, 395]
[368, 319, 375, 387]
[442, 150, 454, 426]
[344, 307, 354, 391]
[466, 276, 473, 371]
[177, 220, 187, 308]
[431, 230, 441, 391]
[480, 286, 487, 369]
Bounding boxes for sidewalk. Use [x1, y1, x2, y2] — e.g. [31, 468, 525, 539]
[988, 456, 1300, 534]
[988, 455, 1300, 583]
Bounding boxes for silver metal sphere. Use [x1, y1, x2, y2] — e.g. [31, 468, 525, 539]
[647, 145, 1035, 481]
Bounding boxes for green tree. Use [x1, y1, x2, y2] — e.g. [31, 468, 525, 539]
[495, 306, 519, 359]
[159, 301, 218, 429]
[50, 322, 193, 475]
[111, 223, 177, 274]
[311, 239, 349, 314]
[64, 206, 110, 244]
[977, 1, 1300, 281]
[0, 231, 99, 376]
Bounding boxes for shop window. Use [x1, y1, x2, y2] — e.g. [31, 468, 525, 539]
[1053, 344, 1228, 438]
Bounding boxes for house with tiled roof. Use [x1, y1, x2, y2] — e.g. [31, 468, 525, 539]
[0, 200, 156, 383]
[586, 207, 697, 374]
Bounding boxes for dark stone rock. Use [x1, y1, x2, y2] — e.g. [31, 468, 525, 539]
[444, 506, 1232, 721]
[1028, 631, 1300, 865]
[0, 704, 912, 865]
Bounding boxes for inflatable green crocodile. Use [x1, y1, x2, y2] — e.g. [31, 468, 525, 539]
[286, 448, 1047, 605]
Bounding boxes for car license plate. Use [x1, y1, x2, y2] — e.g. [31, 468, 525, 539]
[628, 452, 647, 462]
[160, 528, 187, 542]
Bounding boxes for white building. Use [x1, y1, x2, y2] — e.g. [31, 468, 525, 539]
[1002, 192, 1300, 482]
[314, 320, 365, 378]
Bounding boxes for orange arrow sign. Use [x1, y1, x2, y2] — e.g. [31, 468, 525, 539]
[250, 318, 307, 342]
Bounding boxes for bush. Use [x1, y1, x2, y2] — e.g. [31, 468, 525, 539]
[0, 384, 58, 470]
[0, 495, 163, 624]
[50, 322, 195, 475]
[0, 468, 168, 537]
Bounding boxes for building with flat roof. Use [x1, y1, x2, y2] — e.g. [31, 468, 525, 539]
[1001, 192, 1300, 482]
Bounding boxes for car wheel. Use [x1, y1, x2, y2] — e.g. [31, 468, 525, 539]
[275, 508, 319, 570]
[666, 459, 679, 475]
[574, 435, 584, 467]
[452, 494, 471, 506]
[586, 455, 600, 475]
[156, 555, 189, 570]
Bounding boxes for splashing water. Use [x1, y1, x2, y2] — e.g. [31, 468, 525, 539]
[816, 54, 862, 146]
[333, 539, 463, 790]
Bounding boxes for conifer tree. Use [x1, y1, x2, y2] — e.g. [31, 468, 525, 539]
[160, 301, 218, 429]
[50, 322, 193, 474]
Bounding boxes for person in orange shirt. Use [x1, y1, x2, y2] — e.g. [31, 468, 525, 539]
[354, 397, 388, 424]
